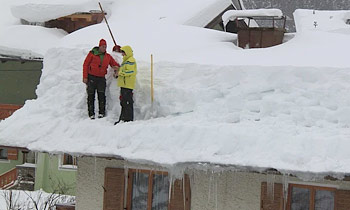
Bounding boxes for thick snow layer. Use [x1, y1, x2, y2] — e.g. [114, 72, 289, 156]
[0, 25, 67, 56]
[222, 8, 283, 26]
[0, 46, 42, 60]
[11, 0, 109, 22]
[294, 9, 350, 33]
[184, 0, 230, 27]
[1, 0, 350, 175]
[2, 57, 350, 173]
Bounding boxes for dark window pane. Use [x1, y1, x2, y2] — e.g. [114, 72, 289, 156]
[152, 174, 169, 210]
[132, 172, 149, 210]
[25, 151, 36, 164]
[291, 187, 310, 210]
[0, 149, 7, 159]
[315, 190, 334, 210]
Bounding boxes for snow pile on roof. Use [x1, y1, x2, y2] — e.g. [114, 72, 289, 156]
[294, 9, 350, 33]
[0, 1, 18, 28]
[2, 51, 350, 174]
[184, 0, 230, 27]
[106, 0, 230, 27]
[11, 0, 106, 23]
[1, 1, 350, 175]
[0, 45, 42, 60]
[0, 26, 66, 56]
[222, 8, 283, 26]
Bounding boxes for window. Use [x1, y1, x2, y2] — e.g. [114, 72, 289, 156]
[59, 154, 77, 169]
[288, 183, 335, 210]
[0, 149, 8, 160]
[127, 169, 169, 210]
[23, 151, 36, 164]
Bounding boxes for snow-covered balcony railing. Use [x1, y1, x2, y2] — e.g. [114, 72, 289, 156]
[0, 168, 17, 189]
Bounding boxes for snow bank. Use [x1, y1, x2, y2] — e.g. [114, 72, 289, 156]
[1, 46, 350, 174]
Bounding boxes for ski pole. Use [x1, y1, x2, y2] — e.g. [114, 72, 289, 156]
[98, 2, 117, 46]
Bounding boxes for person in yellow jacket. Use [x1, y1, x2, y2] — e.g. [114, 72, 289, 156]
[114, 45, 137, 124]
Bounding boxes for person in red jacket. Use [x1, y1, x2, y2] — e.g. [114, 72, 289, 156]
[83, 39, 119, 119]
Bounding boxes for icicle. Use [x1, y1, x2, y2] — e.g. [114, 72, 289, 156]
[94, 156, 97, 177]
[208, 170, 212, 202]
[266, 173, 275, 201]
[168, 175, 173, 201]
[215, 177, 218, 210]
[190, 170, 195, 187]
[183, 175, 186, 209]
[282, 173, 289, 209]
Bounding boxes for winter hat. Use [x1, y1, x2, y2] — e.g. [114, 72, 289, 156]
[99, 39, 107, 46]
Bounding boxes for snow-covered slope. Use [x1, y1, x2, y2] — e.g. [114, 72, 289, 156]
[1, 0, 350, 175]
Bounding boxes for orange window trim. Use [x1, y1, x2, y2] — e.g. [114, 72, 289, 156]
[126, 169, 169, 210]
[287, 183, 336, 210]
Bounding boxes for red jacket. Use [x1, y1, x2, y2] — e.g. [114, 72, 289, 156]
[83, 47, 119, 79]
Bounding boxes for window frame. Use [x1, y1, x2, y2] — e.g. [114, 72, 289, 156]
[0, 148, 8, 161]
[58, 154, 77, 170]
[126, 169, 169, 210]
[287, 183, 337, 210]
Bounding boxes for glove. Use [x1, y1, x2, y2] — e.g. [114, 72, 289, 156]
[113, 45, 121, 52]
[113, 70, 118, 78]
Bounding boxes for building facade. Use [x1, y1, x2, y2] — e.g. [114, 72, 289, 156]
[76, 156, 350, 210]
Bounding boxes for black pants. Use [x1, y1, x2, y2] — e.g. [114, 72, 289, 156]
[119, 88, 134, 122]
[87, 74, 106, 116]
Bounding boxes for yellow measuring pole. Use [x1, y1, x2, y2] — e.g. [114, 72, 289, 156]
[151, 54, 154, 103]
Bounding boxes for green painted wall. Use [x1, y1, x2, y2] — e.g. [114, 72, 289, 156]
[0, 58, 77, 195]
[34, 153, 76, 195]
[0, 151, 23, 175]
[0, 58, 42, 105]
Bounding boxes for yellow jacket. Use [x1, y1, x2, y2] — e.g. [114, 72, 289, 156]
[117, 46, 137, 89]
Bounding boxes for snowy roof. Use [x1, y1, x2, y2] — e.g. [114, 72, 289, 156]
[10, 0, 111, 23]
[222, 9, 283, 26]
[294, 9, 350, 33]
[0, 46, 42, 60]
[1, 1, 350, 175]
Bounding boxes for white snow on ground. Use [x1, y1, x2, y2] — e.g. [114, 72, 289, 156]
[1, 0, 350, 175]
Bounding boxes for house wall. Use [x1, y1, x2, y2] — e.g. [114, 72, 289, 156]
[34, 153, 76, 195]
[76, 157, 166, 210]
[0, 151, 23, 174]
[76, 156, 350, 210]
[0, 58, 42, 105]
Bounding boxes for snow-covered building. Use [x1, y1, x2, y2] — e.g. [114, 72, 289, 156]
[240, 0, 350, 31]
[0, 48, 77, 195]
[2, 0, 350, 210]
